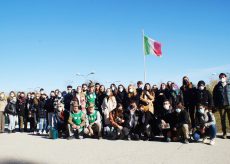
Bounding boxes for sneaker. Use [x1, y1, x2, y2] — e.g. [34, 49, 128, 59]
[78, 135, 84, 140]
[202, 137, 208, 144]
[67, 136, 75, 140]
[184, 139, 189, 144]
[42, 131, 47, 135]
[166, 137, 171, 142]
[223, 134, 227, 139]
[210, 139, 215, 145]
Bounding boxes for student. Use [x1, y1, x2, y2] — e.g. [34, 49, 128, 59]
[125, 102, 144, 140]
[95, 83, 101, 96]
[68, 103, 86, 139]
[75, 86, 86, 113]
[110, 83, 118, 97]
[82, 83, 88, 95]
[5, 91, 17, 133]
[158, 99, 174, 142]
[17, 92, 27, 132]
[45, 91, 55, 129]
[127, 84, 139, 106]
[84, 103, 102, 139]
[86, 83, 97, 108]
[96, 85, 106, 118]
[171, 103, 191, 143]
[37, 94, 47, 135]
[136, 81, 143, 98]
[101, 88, 117, 136]
[195, 81, 214, 109]
[193, 104, 217, 145]
[139, 83, 155, 114]
[116, 84, 128, 110]
[0, 92, 7, 133]
[109, 104, 129, 140]
[55, 103, 66, 138]
[64, 85, 73, 112]
[213, 73, 230, 139]
[180, 76, 197, 129]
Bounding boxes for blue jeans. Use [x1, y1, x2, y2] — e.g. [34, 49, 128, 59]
[206, 124, 217, 140]
[39, 118, 47, 132]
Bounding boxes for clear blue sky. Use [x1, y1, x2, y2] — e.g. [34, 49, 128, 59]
[0, 0, 230, 93]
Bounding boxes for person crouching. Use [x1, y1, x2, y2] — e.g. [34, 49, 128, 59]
[193, 104, 217, 145]
[68, 103, 86, 140]
[84, 103, 102, 139]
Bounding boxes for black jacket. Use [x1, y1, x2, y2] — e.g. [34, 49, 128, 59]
[37, 99, 47, 119]
[213, 82, 230, 108]
[195, 88, 214, 108]
[5, 101, 17, 115]
[64, 93, 73, 111]
[180, 83, 197, 107]
[16, 98, 26, 116]
[171, 110, 190, 128]
[45, 97, 55, 113]
[116, 91, 128, 109]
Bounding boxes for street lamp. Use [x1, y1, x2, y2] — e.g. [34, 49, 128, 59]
[76, 72, 95, 82]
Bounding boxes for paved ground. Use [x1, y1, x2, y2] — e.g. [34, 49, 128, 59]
[0, 132, 230, 164]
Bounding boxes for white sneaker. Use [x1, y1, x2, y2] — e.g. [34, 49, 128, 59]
[42, 131, 46, 135]
[210, 140, 215, 146]
[203, 137, 208, 144]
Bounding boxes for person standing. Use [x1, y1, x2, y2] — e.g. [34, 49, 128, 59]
[5, 91, 17, 133]
[17, 92, 27, 132]
[180, 76, 197, 129]
[213, 73, 230, 139]
[0, 92, 7, 133]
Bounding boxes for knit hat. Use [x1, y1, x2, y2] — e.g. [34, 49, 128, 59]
[198, 80, 205, 87]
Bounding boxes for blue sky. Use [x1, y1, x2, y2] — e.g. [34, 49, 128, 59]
[0, 0, 230, 93]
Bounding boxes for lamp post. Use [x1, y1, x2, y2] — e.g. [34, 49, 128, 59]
[76, 72, 95, 83]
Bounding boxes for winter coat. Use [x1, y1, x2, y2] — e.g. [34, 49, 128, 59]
[64, 93, 73, 111]
[195, 88, 214, 108]
[116, 91, 128, 109]
[16, 98, 26, 116]
[213, 82, 230, 108]
[0, 99, 7, 112]
[101, 96, 117, 125]
[37, 98, 47, 119]
[5, 100, 17, 115]
[180, 83, 197, 107]
[139, 91, 155, 114]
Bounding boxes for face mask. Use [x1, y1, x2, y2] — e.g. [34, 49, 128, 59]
[176, 108, 181, 113]
[67, 90, 72, 93]
[77, 90, 81, 93]
[199, 108, 205, 114]
[162, 86, 166, 90]
[138, 85, 143, 89]
[31, 96, 35, 99]
[199, 86, 205, 90]
[221, 78, 226, 83]
[164, 105, 170, 110]
[111, 87, 115, 91]
[106, 92, 111, 96]
[129, 89, 134, 93]
[119, 88, 123, 92]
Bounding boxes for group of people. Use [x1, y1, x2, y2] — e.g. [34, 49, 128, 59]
[0, 73, 230, 146]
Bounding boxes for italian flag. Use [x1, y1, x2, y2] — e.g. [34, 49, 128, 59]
[144, 35, 162, 57]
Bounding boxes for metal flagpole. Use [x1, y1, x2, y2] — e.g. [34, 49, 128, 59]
[142, 29, 146, 83]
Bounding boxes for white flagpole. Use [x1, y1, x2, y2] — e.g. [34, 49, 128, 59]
[142, 29, 146, 83]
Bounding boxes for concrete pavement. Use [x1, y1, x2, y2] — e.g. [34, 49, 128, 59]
[0, 132, 230, 164]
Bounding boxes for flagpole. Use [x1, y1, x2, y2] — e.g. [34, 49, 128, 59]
[142, 29, 146, 83]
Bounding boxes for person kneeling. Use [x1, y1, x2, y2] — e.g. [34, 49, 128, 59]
[193, 104, 216, 145]
[109, 104, 130, 140]
[84, 103, 102, 139]
[68, 104, 86, 140]
[171, 103, 191, 144]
